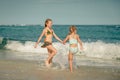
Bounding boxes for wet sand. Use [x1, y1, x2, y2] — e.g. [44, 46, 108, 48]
[0, 60, 120, 80]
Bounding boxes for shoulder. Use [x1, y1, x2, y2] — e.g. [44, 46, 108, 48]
[51, 28, 54, 31]
[43, 28, 47, 32]
[76, 34, 80, 38]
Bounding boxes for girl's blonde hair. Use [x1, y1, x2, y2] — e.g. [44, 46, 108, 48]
[45, 19, 52, 27]
[69, 25, 77, 34]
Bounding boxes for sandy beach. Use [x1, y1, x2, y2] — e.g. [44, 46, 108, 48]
[0, 0, 120, 80]
[0, 59, 119, 80]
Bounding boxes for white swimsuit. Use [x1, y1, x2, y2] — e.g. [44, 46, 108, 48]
[69, 38, 78, 54]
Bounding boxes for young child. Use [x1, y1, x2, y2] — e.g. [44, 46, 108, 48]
[34, 19, 63, 66]
[63, 25, 83, 72]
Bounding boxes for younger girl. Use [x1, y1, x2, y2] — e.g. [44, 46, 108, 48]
[34, 19, 63, 66]
[63, 25, 83, 72]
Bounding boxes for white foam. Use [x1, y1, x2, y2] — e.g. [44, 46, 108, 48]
[83, 41, 120, 59]
[5, 40, 47, 53]
[5, 40, 120, 60]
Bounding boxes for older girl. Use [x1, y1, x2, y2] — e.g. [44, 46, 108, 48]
[34, 19, 63, 66]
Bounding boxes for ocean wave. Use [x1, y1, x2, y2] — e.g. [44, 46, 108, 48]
[1, 39, 119, 60]
[83, 41, 120, 59]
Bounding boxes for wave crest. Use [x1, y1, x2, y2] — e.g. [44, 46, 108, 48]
[3, 40, 120, 60]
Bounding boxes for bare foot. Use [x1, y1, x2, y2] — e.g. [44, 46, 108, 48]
[49, 61, 52, 64]
[70, 70, 73, 73]
[45, 60, 49, 67]
[49, 62, 53, 67]
[49, 58, 53, 64]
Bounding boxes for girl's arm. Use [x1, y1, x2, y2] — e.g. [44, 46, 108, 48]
[77, 35, 83, 50]
[63, 35, 69, 44]
[34, 29, 45, 48]
[53, 30, 63, 43]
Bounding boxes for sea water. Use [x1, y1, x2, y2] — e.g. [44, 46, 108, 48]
[0, 25, 120, 69]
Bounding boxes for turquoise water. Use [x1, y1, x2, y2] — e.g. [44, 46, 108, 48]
[0, 25, 120, 43]
[0, 25, 120, 62]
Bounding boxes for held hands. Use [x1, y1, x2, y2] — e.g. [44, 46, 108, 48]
[62, 41, 66, 45]
[60, 40, 65, 45]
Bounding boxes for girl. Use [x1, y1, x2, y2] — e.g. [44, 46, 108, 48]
[34, 19, 63, 66]
[63, 25, 83, 72]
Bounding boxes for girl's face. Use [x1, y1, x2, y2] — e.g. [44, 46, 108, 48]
[74, 30, 77, 33]
[47, 21, 52, 28]
[70, 28, 76, 34]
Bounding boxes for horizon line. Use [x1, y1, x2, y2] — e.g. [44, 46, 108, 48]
[0, 24, 120, 26]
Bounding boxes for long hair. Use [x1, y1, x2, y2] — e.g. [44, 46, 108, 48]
[69, 25, 77, 35]
[45, 19, 52, 27]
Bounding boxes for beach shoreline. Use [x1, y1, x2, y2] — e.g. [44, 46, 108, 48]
[0, 59, 119, 80]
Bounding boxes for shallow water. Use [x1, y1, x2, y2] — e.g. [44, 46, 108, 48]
[0, 49, 120, 70]
[0, 59, 120, 80]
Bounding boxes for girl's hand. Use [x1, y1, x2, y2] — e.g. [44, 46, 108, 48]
[63, 41, 66, 45]
[60, 41, 64, 45]
[60, 40, 64, 44]
[34, 42, 38, 48]
[80, 47, 84, 51]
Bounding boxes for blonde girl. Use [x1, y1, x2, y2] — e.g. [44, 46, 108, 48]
[63, 25, 83, 72]
[34, 19, 63, 66]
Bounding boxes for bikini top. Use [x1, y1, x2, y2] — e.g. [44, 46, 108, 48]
[69, 38, 78, 44]
[47, 30, 53, 35]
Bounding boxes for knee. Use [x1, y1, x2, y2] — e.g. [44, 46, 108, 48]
[53, 49, 57, 54]
[68, 57, 73, 61]
[68, 54, 73, 61]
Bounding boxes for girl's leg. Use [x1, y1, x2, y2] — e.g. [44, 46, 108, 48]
[68, 53, 73, 72]
[46, 45, 57, 65]
[47, 48, 53, 64]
